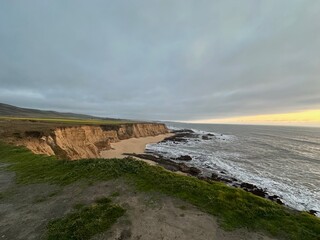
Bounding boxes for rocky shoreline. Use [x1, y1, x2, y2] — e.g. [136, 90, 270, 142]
[126, 128, 318, 216]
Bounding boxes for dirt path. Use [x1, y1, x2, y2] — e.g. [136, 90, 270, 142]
[0, 164, 275, 240]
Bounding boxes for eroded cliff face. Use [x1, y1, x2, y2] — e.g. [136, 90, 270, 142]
[18, 123, 168, 160]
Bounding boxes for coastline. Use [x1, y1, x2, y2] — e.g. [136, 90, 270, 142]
[99, 129, 287, 209]
[123, 128, 320, 217]
[100, 133, 174, 159]
[97, 127, 319, 217]
[1, 137, 319, 239]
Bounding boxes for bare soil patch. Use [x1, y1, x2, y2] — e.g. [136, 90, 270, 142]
[0, 163, 275, 240]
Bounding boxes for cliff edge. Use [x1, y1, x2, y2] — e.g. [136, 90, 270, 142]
[14, 123, 168, 160]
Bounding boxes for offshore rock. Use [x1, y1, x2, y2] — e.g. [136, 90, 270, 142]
[161, 129, 197, 144]
[202, 134, 215, 140]
[175, 155, 192, 161]
[308, 209, 318, 216]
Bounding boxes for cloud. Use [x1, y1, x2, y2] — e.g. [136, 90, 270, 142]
[0, 0, 319, 121]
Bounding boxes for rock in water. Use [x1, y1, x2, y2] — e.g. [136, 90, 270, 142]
[308, 210, 318, 216]
[175, 155, 192, 161]
[202, 135, 210, 140]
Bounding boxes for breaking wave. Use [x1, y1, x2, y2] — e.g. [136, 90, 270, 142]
[146, 124, 320, 217]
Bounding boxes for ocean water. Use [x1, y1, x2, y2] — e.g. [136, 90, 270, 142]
[146, 123, 320, 215]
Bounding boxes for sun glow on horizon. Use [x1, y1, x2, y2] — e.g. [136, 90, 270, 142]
[185, 109, 320, 127]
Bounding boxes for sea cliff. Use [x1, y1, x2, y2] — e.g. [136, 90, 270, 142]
[17, 123, 168, 160]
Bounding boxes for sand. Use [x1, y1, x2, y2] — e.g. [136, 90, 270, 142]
[100, 133, 173, 159]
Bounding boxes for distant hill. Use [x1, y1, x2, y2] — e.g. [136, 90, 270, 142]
[0, 102, 104, 120]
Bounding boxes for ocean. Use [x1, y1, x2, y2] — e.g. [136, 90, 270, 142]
[146, 123, 320, 215]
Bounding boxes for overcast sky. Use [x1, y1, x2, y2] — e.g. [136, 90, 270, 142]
[0, 0, 319, 121]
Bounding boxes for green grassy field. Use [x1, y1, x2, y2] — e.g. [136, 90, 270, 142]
[0, 117, 136, 143]
[0, 116, 130, 125]
[0, 142, 319, 240]
[0, 102, 120, 121]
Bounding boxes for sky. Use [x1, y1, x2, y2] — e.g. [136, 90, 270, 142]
[0, 0, 320, 125]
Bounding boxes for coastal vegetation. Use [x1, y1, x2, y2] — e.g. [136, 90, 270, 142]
[0, 116, 129, 125]
[0, 142, 319, 240]
[0, 117, 130, 145]
[0, 102, 125, 122]
[46, 197, 125, 240]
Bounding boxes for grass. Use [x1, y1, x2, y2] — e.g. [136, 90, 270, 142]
[0, 116, 129, 125]
[0, 142, 319, 240]
[110, 191, 120, 197]
[46, 197, 125, 240]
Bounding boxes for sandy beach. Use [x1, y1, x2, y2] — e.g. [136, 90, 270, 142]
[100, 133, 173, 159]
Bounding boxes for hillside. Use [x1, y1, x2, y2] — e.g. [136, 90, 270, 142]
[0, 102, 107, 120]
[0, 103, 168, 160]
